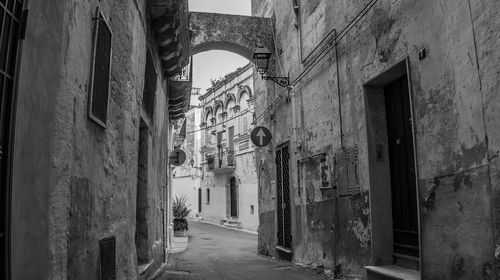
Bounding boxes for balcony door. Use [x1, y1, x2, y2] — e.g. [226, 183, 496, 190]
[217, 131, 223, 167]
[228, 126, 234, 151]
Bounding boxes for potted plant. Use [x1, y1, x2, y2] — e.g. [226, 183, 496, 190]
[206, 154, 215, 170]
[173, 195, 191, 237]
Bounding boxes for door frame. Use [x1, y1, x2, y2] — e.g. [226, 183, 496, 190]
[364, 58, 422, 269]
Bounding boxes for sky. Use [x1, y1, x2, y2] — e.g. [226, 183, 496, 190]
[188, 0, 252, 94]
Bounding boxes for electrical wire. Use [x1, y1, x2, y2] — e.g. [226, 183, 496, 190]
[251, 92, 285, 125]
[291, 0, 379, 86]
[250, 0, 379, 125]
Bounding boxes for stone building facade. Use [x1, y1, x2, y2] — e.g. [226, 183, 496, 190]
[198, 64, 259, 232]
[172, 88, 203, 216]
[2, 1, 191, 279]
[252, 0, 500, 279]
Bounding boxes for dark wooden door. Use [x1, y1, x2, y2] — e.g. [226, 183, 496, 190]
[276, 145, 291, 249]
[384, 76, 419, 262]
[230, 177, 237, 218]
[1, 1, 25, 278]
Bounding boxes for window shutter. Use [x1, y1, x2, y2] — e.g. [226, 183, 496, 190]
[88, 8, 112, 128]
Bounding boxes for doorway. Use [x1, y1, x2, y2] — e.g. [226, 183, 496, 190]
[229, 177, 238, 218]
[1, 1, 25, 277]
[365, 60, 420, 270]
[198, 188, 202, 213]
[384, 75, 419, 266]
[276, 144, 291, 251]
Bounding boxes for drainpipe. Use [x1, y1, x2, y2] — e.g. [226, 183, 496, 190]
[333, 30, 341, 271]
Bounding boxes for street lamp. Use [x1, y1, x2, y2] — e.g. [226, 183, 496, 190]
[252, 44, 290, 89]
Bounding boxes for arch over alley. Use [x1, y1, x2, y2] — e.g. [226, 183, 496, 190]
[189, 12, 274, 61]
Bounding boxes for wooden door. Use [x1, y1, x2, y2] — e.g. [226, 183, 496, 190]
[384, 75, 419, 263]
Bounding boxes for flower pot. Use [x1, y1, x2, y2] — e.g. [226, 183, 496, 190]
[174, 229, 187, 237]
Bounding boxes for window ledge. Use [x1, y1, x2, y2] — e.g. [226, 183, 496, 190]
[365, 265, 420, 280]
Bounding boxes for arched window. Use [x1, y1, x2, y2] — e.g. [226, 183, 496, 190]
[239, 91, 250, 111]
[226, 99, 236, 118]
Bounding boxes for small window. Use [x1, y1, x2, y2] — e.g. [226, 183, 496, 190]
[250, 205, 254, 215]
[88, 8, 112, 128]
[206, 188, 210, 204]
[142, 50, 156, 119]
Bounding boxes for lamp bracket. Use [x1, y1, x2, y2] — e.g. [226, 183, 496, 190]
[261, 74, 291, 89]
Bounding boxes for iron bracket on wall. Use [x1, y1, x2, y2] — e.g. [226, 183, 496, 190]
[262, 74, 291, 89]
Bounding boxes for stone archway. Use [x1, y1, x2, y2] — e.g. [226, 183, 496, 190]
[189, 12, 273, 60]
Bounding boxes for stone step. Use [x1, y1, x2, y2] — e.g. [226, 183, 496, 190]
[223, 222, 238, 228]
[365, 265, 420, 280]
[221, 219, 242, 229]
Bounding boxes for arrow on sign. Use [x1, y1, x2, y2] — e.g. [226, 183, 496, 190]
[251, 126, 272, 147]
[257, 128, 266, 146]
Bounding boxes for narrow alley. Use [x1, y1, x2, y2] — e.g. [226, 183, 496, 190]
[2, 0, 500, 279]
[157, 221, 331, 280]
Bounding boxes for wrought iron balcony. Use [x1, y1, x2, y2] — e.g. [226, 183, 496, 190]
[206, 149, 235, 174]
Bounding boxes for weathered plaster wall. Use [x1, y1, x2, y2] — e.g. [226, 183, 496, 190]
[470, 0, 500, 275]
[172, 176, 201, 216]
[253, 0, 497, 278]
[11, 1, 169, 279]
[11, 1, 67, 279]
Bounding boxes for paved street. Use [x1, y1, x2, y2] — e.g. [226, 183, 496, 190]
[156, 221, 331, 280]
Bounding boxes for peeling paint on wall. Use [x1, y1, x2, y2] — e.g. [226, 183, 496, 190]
[349, 218, 371, 250]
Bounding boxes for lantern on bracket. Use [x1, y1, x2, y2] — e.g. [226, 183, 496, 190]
[252, 44, 291, 89]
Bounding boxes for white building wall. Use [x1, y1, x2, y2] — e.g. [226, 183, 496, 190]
[198, 64, 259, 232]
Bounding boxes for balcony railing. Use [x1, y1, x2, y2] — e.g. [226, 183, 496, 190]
[206, 149, 235, 173]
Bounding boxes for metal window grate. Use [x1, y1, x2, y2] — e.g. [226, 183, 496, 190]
[276, 145, 291, 249]
[88, 7, 112, 128]
[99, 236, 116, 280]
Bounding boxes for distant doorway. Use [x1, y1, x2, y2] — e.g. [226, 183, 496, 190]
[229, 177, 238, 218]
[198, 188, 202, 213]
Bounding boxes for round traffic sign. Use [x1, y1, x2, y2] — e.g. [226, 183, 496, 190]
[250, 126, 272, 147]
[169, 149, 186, 166]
